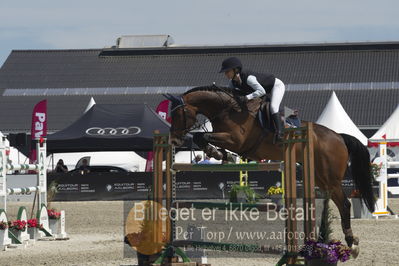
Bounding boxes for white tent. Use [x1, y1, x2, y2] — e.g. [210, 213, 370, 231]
[84, 97, 96, 113]
[316, 91, 368, 145]
[370, 104, 399, 142]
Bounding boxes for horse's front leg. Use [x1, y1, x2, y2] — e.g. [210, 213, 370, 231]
[203, 132, 236, 146]
[193, 132, 237, 160]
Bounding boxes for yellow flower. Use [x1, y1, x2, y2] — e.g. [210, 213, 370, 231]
[267, 186, 284, 195]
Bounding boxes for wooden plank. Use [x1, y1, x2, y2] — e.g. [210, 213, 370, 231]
[303, 122, 316, 240]
[152, 263, 197, 266]
[173, 201, 278, 212]
[153, 131, 163, 244]
[284, 130, 298, 264]
[172, 162, 282, 172]
[173, 240, 281, 255]
[165, 136, 172, 242]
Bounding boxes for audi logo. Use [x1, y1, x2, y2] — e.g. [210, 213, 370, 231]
[85, 127, 141, 136]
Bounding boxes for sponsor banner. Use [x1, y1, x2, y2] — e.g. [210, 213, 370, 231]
[30, 99, 47, 163]
[85, 126, 141, 136]
[48, 171, 355, 201]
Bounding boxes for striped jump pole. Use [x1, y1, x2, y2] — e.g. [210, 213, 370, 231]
[373, 141, 399, 217]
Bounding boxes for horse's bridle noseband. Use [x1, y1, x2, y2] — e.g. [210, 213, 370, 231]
[166, 90, 231, 136]
[170, 98, 191, 134]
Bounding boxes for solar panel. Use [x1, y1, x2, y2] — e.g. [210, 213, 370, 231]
[2, 82, 397, 97]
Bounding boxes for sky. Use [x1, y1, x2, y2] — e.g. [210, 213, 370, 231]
[1, 0, 399, 67]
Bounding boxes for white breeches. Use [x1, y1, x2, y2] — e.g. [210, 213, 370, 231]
[270, 78, 285, 114]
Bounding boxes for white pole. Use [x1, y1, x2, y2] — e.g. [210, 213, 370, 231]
[373, 143, 389, 216]
[37, 139, 47, 208]
[0, 135, 6, 211]
[0, 134, 47, 212]
[7, 186, 39, 195]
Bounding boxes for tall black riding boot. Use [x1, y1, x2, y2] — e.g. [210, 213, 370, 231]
[271, 113, 284, 143]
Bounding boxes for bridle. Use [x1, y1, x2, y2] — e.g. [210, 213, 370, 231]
[170, 97, 192, 135]
[166, 88, 239, 135]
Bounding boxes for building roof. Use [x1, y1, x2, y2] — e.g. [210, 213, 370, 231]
[0, 41, 398, 133]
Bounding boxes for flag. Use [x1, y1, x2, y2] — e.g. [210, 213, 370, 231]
[29, 100, 47, 163]
[155, 100, 172, 123]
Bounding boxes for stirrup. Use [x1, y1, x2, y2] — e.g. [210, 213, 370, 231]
[273, 133, 283, 144]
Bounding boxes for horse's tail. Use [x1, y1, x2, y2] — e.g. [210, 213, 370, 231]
[340, 133, 375, 212]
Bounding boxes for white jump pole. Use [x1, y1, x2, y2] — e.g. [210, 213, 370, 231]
[373, 142, 390, 216]
[0, 134, 7, 212]
[36, 139, 47, 209]
[0, 134, 47, 212]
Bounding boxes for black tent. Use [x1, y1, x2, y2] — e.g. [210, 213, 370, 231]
[47, 104, 174, 153]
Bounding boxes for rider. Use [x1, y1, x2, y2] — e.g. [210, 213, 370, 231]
[219, 57, 286, 142]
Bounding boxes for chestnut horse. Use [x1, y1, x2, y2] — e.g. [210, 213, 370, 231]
[164, 85, 375, 253]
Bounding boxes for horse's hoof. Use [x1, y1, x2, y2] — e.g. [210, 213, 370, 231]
[124, 235, 132, 246]
[351, 237, 360, 259]
[226, 153, 237, 163]
[203, 133, 211, 141]
[214, 151, 223, 160]
[351, 245, 360, 259]
[209, 150, 223, 160]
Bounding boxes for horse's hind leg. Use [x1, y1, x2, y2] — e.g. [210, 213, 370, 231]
[331, 186, 360, 257]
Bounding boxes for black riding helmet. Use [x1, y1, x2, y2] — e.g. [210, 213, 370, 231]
[219, 57, 242, 73]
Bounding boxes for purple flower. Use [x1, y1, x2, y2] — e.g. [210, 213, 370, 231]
[299, 239, 352, 263]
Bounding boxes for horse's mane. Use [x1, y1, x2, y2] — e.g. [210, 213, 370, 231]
[181, 85, 242, 112]
[183, 85, 235, 96]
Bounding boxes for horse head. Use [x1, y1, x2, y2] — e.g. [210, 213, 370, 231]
[164, 86, 237, 147]
[163, 93, 198, 147]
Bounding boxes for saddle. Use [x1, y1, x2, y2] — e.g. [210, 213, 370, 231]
[234, 96, 284, 134]
[257, 101, 276, 133]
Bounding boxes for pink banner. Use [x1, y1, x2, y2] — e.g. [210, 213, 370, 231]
[29, 100, 47, 163]
[155, 99, 172, 123]
[145, 100, 171, 172]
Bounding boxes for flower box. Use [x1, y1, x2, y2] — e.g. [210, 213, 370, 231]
[10, 229, 22, 244]
[236, 190, 247, 203]
[28, 227, 39, 241]
[0, 229, 11, 247]
[49, 219, 59, 236]
[270, 194, 283, 204]
[306, 258, 337, 266]
[300, 239, 351, 265]
[351, 198, 372, 219]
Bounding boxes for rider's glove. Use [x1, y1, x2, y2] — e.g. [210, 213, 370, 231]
[237, 95, 247, 105]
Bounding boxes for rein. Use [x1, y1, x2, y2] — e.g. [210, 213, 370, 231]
[170, 98, 190, 134]
[171, 88, 236, 133]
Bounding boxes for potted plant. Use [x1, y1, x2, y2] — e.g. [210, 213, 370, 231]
[47, 208, 61, 235]
[299, 199, 352, 265]
[300, 239, 352, 265]
[27, 218, 43, 240]
[0, 221, 7, 230]
[8, 220, 27, 243]
[371, 162, 382, 178]
[0, 221, 8, 246]
[266, 182, 284, 208]
[229, 184, 259, 203]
